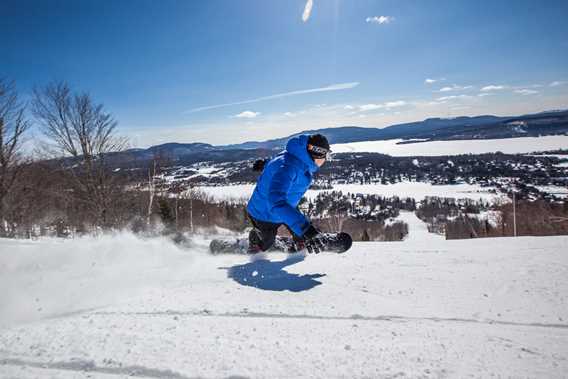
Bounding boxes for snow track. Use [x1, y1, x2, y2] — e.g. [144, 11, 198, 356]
[0, 357, 196, 379]
[89, 310, 568, 330]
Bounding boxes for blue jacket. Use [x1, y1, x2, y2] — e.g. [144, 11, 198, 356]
[247, 134, 318, 237]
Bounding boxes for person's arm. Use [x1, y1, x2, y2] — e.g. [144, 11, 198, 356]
[268, 163, 309, 236]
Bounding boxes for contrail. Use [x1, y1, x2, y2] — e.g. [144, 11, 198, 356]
[302, 0, 314, 22]
[185, 82, 359, 114]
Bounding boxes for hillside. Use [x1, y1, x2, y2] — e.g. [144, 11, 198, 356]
[1, 213, 567, 378]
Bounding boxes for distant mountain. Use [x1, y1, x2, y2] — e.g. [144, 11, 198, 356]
[400, 110, 568, 142]
[219, 126, 382, 150]
[373, 115, 505, 140]
[218, 115, 509, 150]
[111, 110, 568, 166]
[123, 142, 214, 159]
[110, 142, 273, 168]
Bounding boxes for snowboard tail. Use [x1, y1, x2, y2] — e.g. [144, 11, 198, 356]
[209, 232, 352, 255]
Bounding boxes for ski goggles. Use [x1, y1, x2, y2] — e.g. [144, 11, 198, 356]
[308, 145, 332, 160]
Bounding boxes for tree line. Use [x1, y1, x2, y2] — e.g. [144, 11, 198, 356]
[415, 196, 568, 239]
[0, 79, 251, 238]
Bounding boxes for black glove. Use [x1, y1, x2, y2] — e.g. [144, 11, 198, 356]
[252, 158, 268, 172]
[302, 224, 327, 254]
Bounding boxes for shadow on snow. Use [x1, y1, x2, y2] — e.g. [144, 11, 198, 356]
[219, 254, 325, 292]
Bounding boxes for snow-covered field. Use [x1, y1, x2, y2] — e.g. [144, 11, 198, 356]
[195, 182, 501, 203]
[1, 213, 567, 378]
[304, 182, 499, 202]
[535, 185, 568, 198]
[331, 135, 568, 156]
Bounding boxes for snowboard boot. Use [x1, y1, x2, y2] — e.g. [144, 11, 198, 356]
[291, 237, 305, 253]
[247, 228, 264, 254]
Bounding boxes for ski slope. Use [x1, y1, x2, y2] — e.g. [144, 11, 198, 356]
[1, 213, 567, 378]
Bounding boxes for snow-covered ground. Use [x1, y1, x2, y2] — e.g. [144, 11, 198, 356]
[193, 184, 254, 203]
[304, 183, 499, 202]
[526, 154, 568, 168]
[195, 182, 501, 203]
[331, 135, 568, 156]
[526, 154, 568, 160]
[535, 185, 568, 198]
[1, 213, 567, 378]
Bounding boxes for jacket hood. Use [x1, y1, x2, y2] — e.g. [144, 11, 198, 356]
[285, 134, 319, 173]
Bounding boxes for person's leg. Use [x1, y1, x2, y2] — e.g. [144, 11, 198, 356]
[248, 214, 280, 252]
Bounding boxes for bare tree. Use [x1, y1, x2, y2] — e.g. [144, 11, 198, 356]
[179, 186, 205, 233]
[168, 182, 185, 232]
[325, 213, 346, 233]
[32, 81, 127, 228]
[0, 79, 31, 235]
[147, 159, 159, 227]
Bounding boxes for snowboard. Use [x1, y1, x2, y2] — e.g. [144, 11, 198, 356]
[209, 232, 352, 255]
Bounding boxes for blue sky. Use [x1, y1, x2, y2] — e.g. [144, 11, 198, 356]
[3, 0, 568, 147]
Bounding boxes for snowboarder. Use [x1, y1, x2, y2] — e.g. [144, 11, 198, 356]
[246, 134, 331, 254]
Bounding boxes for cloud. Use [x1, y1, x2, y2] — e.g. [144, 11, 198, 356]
[302, 0, 314, 22]
[385, 100, 406, 108]
[423, 100, 446, 106]
[186, 82, 359, 113]
[425, 78, 446, 85]
[514, 89, 539, 95]
[550, 81, 567, 87]
[344, 105, 355, 110]
[234, 111, 260, 118]
[438, 84, 473, 92]
[478, 93, 493, 97]
[359, 104, 383, 112]
[357, 100, 406, 112]
[480, 85, 507, 92]
[366, 16, 394, 24]
[283, 112, 296, 117]
[437, 95, 472, 101]
[450, 105, 471, 111]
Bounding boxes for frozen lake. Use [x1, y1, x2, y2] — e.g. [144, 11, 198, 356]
[331, 135, 568, 156]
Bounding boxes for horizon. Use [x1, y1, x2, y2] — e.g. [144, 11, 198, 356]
[143, 108, 566, 149]
[3, 0, 568, 148]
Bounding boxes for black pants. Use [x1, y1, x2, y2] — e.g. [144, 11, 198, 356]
[247, 212, 295, 251]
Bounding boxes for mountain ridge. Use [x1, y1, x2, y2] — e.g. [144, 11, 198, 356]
[129, 110, 567, 158]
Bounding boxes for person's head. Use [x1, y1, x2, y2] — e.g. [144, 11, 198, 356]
[307, 134, 331, 167]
